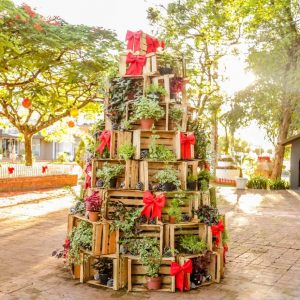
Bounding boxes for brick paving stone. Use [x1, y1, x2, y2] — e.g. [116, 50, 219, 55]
[1, 187, 300, 299]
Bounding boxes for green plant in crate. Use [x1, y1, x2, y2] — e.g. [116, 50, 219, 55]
[145, 84, 167, 101]
[179, 235, 207, 254]
[198, 170, 211, 191]
[155, 167, 181, 191]
[247, 175, 269, 189]
[118, 143, 136, 160]
[192, 205, 220, 226]
[96, 162, 124, 188]
[148, 134, 176, 161]
[132, 96, 165, 121]
[138, 238, 161, 278]
[68, 221, 93, 264]
[269, 178, 290, 190]
[166, 193, 186, 223]
[120, 119, 133, 130]
[170, 107, 183, 130]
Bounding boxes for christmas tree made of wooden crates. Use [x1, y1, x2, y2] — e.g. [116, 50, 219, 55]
[67, 32, 226, 292]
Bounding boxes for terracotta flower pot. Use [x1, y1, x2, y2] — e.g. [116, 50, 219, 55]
[88, 211, 99, 222]
[169, 216, 176, 224]
[141, 118, 154, 130]
[146, 276, 162, 290]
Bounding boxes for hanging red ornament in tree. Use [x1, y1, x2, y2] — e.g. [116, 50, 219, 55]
[22, 98, 32, 108]
[68, 121, 75, 128]
[70, 107, 79, 117]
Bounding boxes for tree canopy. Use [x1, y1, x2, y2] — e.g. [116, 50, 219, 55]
[0, 0, 120, 165]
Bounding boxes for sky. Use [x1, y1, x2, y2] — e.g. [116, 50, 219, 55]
[12, 0, 271, 150]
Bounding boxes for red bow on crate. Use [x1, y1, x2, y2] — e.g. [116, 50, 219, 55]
[42, 165, 48, 173]
[63, 238, 70, 259]
[97, 130, 111, 155]
[211, 220, 225, 246]
[125, 53, 146, 76]
[141, 190, 166, 220]
[170, 259, 193, 292]
[180, 133, 195, 160]
[126, 30, 142, 52]
[84, 163, 92, 189]
[8, 167, 14, 174]
[146, 35, 159, 53]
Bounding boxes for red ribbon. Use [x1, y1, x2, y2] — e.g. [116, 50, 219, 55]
[211, 220, 225, 247]
[64, 238, 70, 259]
[125, 53, 146, 76]
[141, 191, 166, 220]
[146, 35, 159, 53]
[180, 133, 195, 159]
[42, 165, 48, 173]
[8, 167, 14, 174]
[170, 259, 193, 292]
[126, 30, 142, 52]
[96, 130, 111, 155]
[84, 163, 92, 189]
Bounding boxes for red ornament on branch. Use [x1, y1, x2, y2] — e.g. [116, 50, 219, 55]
[22, 98, 32, 109]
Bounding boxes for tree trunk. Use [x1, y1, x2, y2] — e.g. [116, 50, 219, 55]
[24, 133, 33, 166]
[271, 106, 292, 179]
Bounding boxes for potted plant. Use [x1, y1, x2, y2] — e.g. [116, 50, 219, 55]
[158, 52, 175, 75]
[192, 205, 220, 226]
[166, 193, 184, 224]
[179, 235, 207, 254]
[145, 84, 167, 101]
[118, 142, 136, 160]
[92, 257, 113, 285]
[96, 162, 125, 188]
[198, 170, 211, 190]
[187, 174, 197, 191]
[235, 153, 248, 189]
[138, 238, 162, 290]
[154, 167, 181, 191]
[170, 107, 183, 130]
[148, 134, 176, 161]
[85, 191, 102, 222]
[132, 96, 165, 130]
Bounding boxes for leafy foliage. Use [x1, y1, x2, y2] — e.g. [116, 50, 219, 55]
[148, 134, 176, 161]
[155, 167, 181, 187]
[96, 163, 124, 188]
[193, 205, 219, 226]
[247, 176, 269, 189]
[132, 96, 165, 121]
[269, 178, 290, 190]
[166, 193, 185, 222]
[179, 235, 207, 254]
[118, 143, 136, 160]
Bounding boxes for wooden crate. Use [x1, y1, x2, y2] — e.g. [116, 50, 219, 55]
[127, 256, 175, 292]
[67, 214, 119, 256]
[91, 159, 138, 189]
[177, 251, 221, 288]
[104, 190, 145, 220]
[161, 191, 196, 223]
[133, 130, 180, 160]
[192, 191, 211, 214]
[139, 160, 187, 190]
[164, 222, 213, 255]
[80, 253, 128, 290]
[109, 131, 133, 159]
[71, 264, 81, 279]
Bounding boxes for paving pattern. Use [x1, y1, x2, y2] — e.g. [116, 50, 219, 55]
[0, 187, 300, 299]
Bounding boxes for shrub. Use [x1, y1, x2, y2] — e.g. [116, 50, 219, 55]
[247, 176, 269, 189]
[56, 152, 70, 163]
[269, 178, 290, 190]
[179, 235, 207, 254]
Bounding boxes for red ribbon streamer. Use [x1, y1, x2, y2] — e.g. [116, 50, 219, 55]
[223, 243, 229, 264]
[8, 167, 14, 174]
[170, 259, 193, 292]
[42, 165, 48, 173]
[180, 133, 195, 159]
[211, 220, 225, 247]
[126, 30, 142, 52]
[141, 191, 166, 220]
[84, 163, 92, 189]
[125, 53, 146, 76]
[96, 130, 111, 155]
[64, 238, 70, 259]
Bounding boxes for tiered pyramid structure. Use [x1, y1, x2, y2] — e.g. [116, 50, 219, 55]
[64, 30, 228, 293]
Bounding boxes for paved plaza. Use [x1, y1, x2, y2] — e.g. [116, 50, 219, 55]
[0, 187, 300, 299]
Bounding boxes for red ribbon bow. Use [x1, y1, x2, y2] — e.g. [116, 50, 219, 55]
[84, 163, 92, 189]
[146, 35, 160, 53]
[42, 165, 48, 173]
[8, 167, 14, 174]
[64, 238, 70, 258]
[141, 191, 166, 220]
[125, 53, 146, 76]
[97, 130, 111, 155]
[223, 243, 229, 264]
[211, 220, 225, 246]
[170, 259, 193, 292]
[180, 133, 195, 159]
[126, 30, 142, 52]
